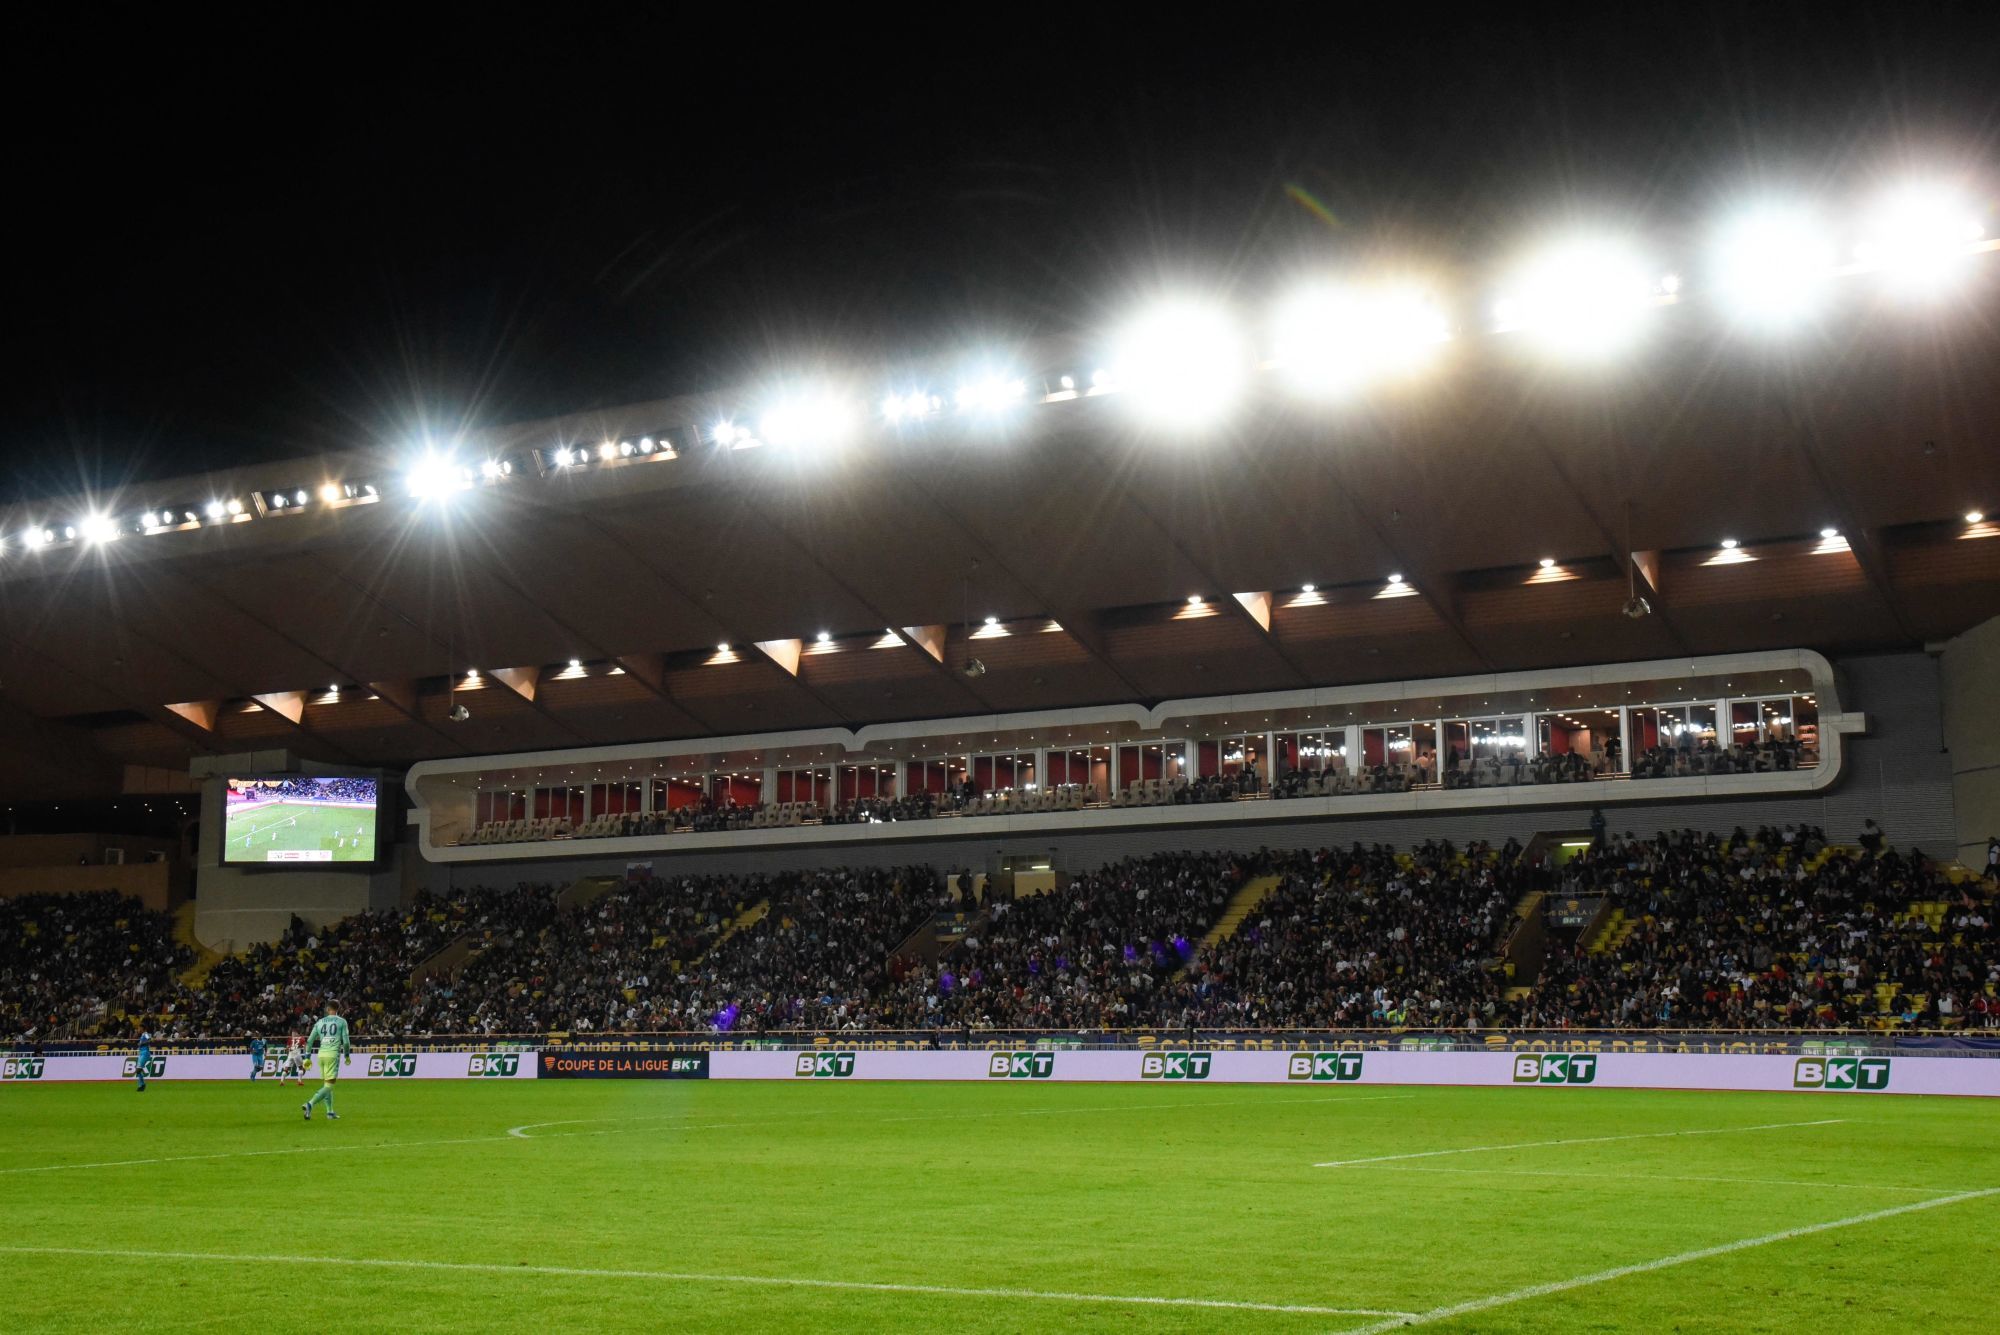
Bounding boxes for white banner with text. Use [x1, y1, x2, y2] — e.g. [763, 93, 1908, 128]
[709, 1047, 2000, 1096]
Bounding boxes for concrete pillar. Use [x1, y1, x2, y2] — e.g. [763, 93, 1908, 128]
[1941, 615, 2000, 868]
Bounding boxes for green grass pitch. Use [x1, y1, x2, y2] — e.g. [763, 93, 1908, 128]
[1, 1080, 1994, 1332]
[223, 802, 375, 862]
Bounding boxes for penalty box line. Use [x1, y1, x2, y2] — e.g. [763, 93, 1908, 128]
[1333, 1183, 2000, 1334]
[0, 1244, 1419, 1320]
[1313, 1117, 1847, 1167]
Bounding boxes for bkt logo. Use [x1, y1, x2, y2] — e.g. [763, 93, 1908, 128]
[794, 1052, 858, 1079]
[1794, 1056, 1892, 1091]
[1286, 1052, 1365, 1082]
[988, 1051, 1056, 1079]
[1513, 1054, 1599, 1084]
[121, 1056, 166, 1079]
[368, 1054, 417, 1078]
[1, 1057, 45, 1080]
[468, 1054, 520, 1078]
[1140, 1052, 1213, 1080]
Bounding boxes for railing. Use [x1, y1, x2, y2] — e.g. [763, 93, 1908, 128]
[16, 1027, 1999, 1059]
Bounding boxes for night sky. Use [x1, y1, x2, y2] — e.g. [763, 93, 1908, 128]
[4, 5, 1997, 503]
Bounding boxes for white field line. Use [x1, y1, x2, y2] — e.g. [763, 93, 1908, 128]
[510, 1091, 1418, 1139]
[1336, 1185, 2000, 1334]
[0, 1091, 1414, 1172]
[0, 1133, 513, 1175]
[1313, 1118, 1847, 1167]
[238, 813, 297, 838]
[1364, 1162, 1960, 1195]
[0, 1244, 1418, 1319]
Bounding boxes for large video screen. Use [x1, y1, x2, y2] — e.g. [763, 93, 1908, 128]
[223, 776, 380, 864]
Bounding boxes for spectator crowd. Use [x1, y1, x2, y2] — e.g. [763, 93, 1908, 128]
[4, 823, 1996, 1042]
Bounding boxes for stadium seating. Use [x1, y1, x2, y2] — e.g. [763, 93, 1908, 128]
[9, 827, 1993, 1040]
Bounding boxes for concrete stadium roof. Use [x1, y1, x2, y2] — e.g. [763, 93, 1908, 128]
[1, 285, 1996, 799]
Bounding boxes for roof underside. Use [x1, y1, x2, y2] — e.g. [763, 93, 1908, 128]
[2, 298, 1996, 800]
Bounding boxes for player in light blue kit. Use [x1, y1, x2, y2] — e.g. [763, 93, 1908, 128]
[249, 1036, 267, 1080]
[134, 1030, 152, 1092]
[300, 1002, 351, 1121]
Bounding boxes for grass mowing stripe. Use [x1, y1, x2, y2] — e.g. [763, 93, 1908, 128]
[0, 1132, 516, 1174]
[0, 1244, 1419, 1318]
[508, 1091, 1418, 1138]
[1, 1091, 1418, 1173]
[1337, 1185, 2000, 1334]
[1367, 1162, 1963, 1194]
[1312, 1117, 1847, 1167]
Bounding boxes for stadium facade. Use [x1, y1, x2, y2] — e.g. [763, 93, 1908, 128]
[0, 254, 1995, 943]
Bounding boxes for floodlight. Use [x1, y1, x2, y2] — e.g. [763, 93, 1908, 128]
[1387, 573, 1404, 584]
[598, 442, 617, 460]
[1969, 511, 1987, 525]
[293, 490, 309, 507]
[953, 375, 1027, 414]
[1187, 594, 1204, 606]
[816, 631, 830, 643]
[1855, 184, 1985, 294]
[1271, 283, 1449, 396]
[1712, 206, 1837, 327]
[204, 500, 225, 520]
[407, 455, 469, 500]
[78, 513, 119, 545]
[225, 497, 243, 515]
[760, 390, 859, 449]
[24, 527, 47, 550]
[1300, 583, 1315, 593]
[480, 460, 502, 479]
[1721, 538, 1739, 549]
[1108, 298, 1249, 427]
[319, 483, 342, 504]
[1495, 236, 1656, 354]
[1539, 557, 1556, 568]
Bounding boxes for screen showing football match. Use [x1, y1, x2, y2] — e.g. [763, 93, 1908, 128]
[223, 776, 380, 864]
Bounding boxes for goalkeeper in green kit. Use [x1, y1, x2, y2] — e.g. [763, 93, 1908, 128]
[300, 1000, 351, 1121]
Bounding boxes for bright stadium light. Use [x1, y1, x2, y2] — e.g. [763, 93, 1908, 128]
[407, 454, 470, 501]
[1271, 282, 1449, 396]
[204, 500, 226, 520]
[1494, 236, 1657, 355]
[1712, 205, 1837, 328]
[318, 483, 342, 504]
[1108, 297, 1250, 428]
[882, 390, 937, 424]
[760, 389, 860, 449]
[480, 459, 503, 479]
[78, 513, 120, 545]
[24, 527, 48, 550]
[1855, 183, 1985, 294]
[953, 374, 1027, 414]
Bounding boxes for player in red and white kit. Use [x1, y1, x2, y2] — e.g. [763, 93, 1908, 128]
[278, 1032, 308, 1086]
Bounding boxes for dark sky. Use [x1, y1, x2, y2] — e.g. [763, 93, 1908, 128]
[4, 4, 1997, 503]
